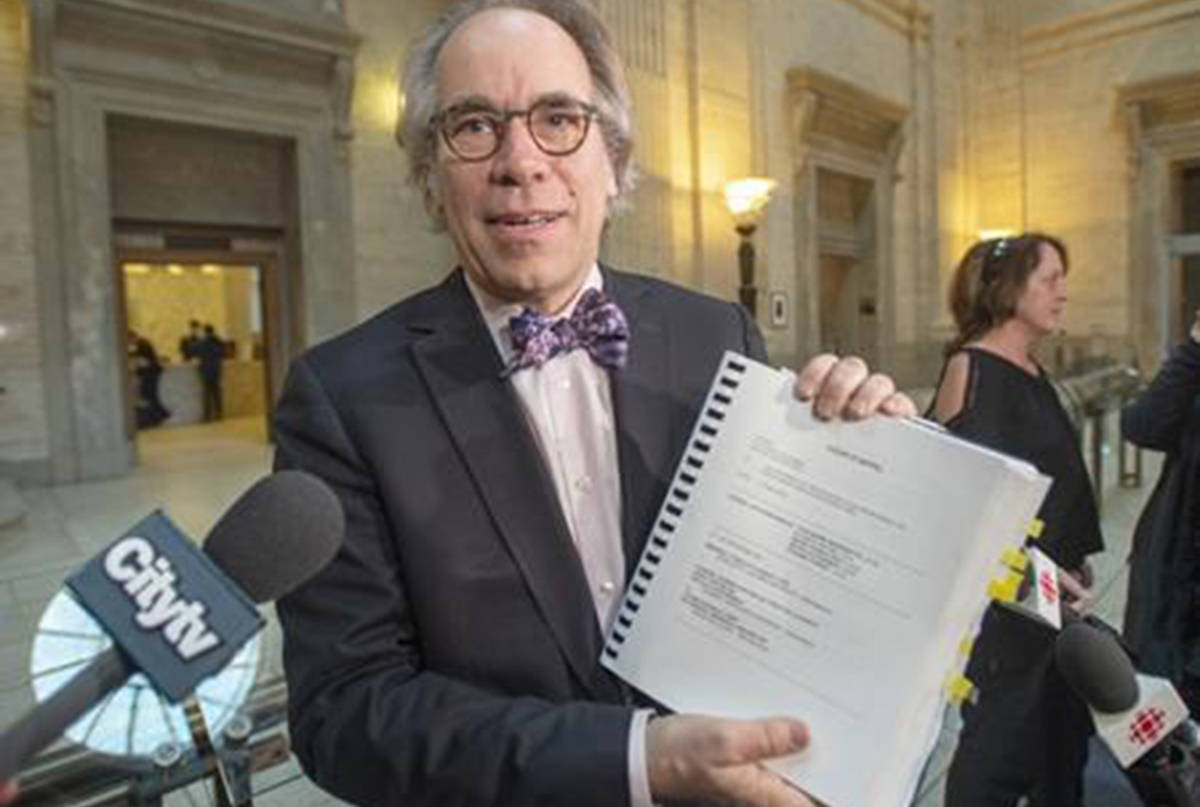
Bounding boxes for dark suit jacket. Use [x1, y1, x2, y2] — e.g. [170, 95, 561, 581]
[1122, 337, 1200, 687]
[273, 266, 767, 807]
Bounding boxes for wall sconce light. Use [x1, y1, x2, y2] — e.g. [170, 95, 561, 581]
[978, 228, 1016, 242]
[723, 177, 777, 317]
[394, 88, 408, 148]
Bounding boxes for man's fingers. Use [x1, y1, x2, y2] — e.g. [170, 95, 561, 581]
[880, 392, 918, 418]
[844, 373, 895, 420]
[794, 354, 916, 421]
[647, 715, 813, 806]
[743, 718, 810, 761]
[812, 357, 868, 420]
[702, 720, 814, 807]
[794, 354, 838, 401]
[700, 717, 809, 765]
[712, 764, 816, 807]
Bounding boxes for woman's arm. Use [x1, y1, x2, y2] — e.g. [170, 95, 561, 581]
[932, 352, 971, 424]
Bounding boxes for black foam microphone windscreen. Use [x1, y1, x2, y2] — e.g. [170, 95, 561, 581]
[1055, 620, 1140, 714]
[203, 469, 344, 603]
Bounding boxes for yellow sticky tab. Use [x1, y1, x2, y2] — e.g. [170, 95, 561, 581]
[945, 673, 974, 705]
[958, 637, 974, 658]
[987, 571, 1023, 603]
[1001, 547, 1029, 572]
[1027, 518, 1044, 539]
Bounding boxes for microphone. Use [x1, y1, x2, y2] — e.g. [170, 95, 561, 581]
[0, 470, 344, 782]
[1056, 618, 1139, 713]
[1055, 620, 1190, 768]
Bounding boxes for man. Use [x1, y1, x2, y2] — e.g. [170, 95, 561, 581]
[193, 324, 225, 422]
[179, 318, 201, 362]
[1123, 309, 1200, 710]
[273, 2, 914, 805]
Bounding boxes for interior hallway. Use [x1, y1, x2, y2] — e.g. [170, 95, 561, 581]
[0, 416, 1165, 806]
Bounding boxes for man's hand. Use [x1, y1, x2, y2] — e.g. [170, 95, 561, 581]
[1190, 309, 1200, 344]
[0, 780, 18, 806]
[794, 355, 917, 421]
[646, 715, 816, 806]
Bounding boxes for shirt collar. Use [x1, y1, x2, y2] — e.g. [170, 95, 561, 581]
[465, 265, 604, 365]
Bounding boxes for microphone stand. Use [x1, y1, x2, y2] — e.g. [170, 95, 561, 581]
[181, 696, 249, 807]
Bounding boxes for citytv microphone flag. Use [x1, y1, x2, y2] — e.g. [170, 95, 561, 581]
[65, 511, 264, 702]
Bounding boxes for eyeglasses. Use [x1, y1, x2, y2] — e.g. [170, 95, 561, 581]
[432, 97, 600, 162]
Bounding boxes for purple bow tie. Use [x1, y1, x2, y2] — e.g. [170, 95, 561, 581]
[505, 288, 629, 375]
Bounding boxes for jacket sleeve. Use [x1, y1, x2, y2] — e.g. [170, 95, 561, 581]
[1121, 338, 1200, 452]
[272, 356, 633, 807]
[734, 302, 769, 363]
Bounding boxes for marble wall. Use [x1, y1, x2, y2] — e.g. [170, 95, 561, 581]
[4, 0, 1200, 479]
[122, 266, 259, 365]
[0, 1, 47, 464]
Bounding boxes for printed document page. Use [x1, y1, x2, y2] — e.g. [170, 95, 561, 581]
[603, 354, 1048, 807]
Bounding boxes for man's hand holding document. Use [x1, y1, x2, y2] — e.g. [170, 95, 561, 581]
[602, 353, 1050, 807]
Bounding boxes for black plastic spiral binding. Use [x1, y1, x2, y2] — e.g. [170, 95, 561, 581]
[603, 354, 748, 660]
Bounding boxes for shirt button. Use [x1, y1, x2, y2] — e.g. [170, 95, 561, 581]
[560, 378, 572, 390]
[600, 581, 616, 595]
[574, 476, 593, 493]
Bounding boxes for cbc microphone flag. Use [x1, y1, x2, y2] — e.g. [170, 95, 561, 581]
[67, 511, 263, 701]
[1093, 675, 1189, 767]
[1027, 546, 1062, 630]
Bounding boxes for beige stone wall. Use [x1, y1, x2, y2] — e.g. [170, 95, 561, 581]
[597, 0, 685, 283]
[222, 269, 259, 362]
[1023, 3, 1200, 343]
[6, 0, 1200, 478]
[957, 1, 1200, 370]
[0, 1, 47, 463]
[344, 0, 454, 320]
[606, 0, 754, 296]
[107, 118, 294, 228]
[125, 270, 226, 363]
[754, 0, 943, 376]
[931, 0, 969, 339]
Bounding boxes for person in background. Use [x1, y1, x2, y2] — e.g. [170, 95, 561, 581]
[1122, 309, 1200, 713]
[130, 331, 169, 428]
[178, 318, 201, 362]
[193, 324, 225, 422]
[272, 1, 915, 806]
[930, 233, 1102, 806]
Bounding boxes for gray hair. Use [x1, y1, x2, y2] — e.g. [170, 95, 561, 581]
[399, 0, 636, 225]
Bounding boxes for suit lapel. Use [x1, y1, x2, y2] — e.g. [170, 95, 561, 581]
[410, 273, 606, 698]
[605, 270, 678, 576]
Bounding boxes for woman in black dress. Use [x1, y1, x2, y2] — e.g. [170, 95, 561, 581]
[932, 233, 1103, 806]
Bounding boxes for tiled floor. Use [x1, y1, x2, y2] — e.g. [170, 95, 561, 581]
[0, 414, 1166, 806]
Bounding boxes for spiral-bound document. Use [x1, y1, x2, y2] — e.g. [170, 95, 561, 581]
[602, 352, 1050, 807]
